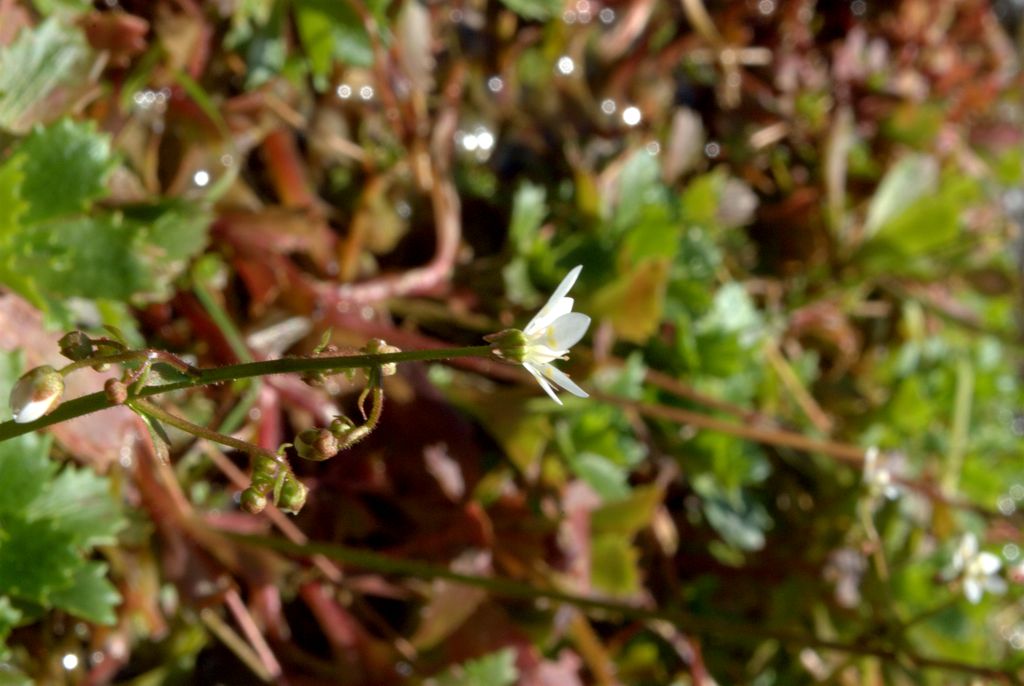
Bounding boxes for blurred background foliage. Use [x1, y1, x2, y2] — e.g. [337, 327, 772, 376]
[0, 0, 1023, 684]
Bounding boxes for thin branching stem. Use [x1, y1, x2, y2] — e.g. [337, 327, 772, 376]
[0, 345, 494, 442]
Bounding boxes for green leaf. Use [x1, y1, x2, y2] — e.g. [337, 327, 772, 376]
[698, 489, 770, 552]
[590, 258, 669, 343]
[0, 596, 22, 655]
[11, 119, 116, 224]
[861, 174, 980, 272]
[0, 19, 92, 133]
[27, 464, 125, 548]
[0, 665, 31, 686]
[0, 432, 54, 517]
[591, 486, 663, 536]
[15, 201, 211, 303]
[295, 0, 375, 83]
[0, 157, 40, 306]
[48, 561, 121, 625]
[497, 0, 561, 20]
[508, 182, 547, 252]
[591, 534, 640, 595]
[611, 151, 665, 235]
[0, 517, 80, 604]
[437, 647, 519, 686]
[31, 0, 91, 12]
[568, 452, 630, 501]
[864, 154, 938, 238]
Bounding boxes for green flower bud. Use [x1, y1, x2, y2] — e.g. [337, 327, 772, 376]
[295, 427, 338, 461]
[330, 416, 355, 437]
[104, 379, 128, 405]
[9, 365, 65, 424]
[277, 477, 308, 514]
[240, 487, 268, 514]
[363, 338, 401, 376]
[58, 331, 95, 362]
[483, 328, 529, 363]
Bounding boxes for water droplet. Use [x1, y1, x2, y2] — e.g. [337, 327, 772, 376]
[645, 141, 661, 155]
[1004, 543, 1020, 561]
[599, 7, 615, 23]
[475, 127, 495, 151]
[556, 56, 575, 75]
[1010, 483, 1024, 500]
[999, 496, 1016, 515]
[359, 86, 374, 100]
[758, 0, 776, 14]
[62, 654, 79, 670]
[622, 106, 642, 126]
[487, 76, 504, 93]
[705, 141, 721, 158]
[193, 170, 210, 187]
[600, 99, 616, 115]
[851, 0, 867, 16]
[337, 84, 352, 99]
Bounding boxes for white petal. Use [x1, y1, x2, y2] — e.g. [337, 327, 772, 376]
[523, 362, 563, 404]
[13, 397, 54, 424]
[959, 533, 978, 559]
[964, 578, 982, 604]
[524, 266, 582, 333]
[525, 297, 574, 335]
[547, 265, 582, 307]
[524, 343, 567, 365]
[541, 364, 588, 399]
[546, 312, 591, 350]
[978, 552, 1002, 575]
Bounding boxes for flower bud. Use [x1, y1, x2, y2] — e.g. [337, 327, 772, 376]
[330, 416, 355, 438]
[58, 331, 95, 361]
[240, 487, 268, 514]
[249, 455, 280, 492]
[363, 338, 401, 376]
[483, 328, 528, 363]
[277, 477, 308, 514]
[9, 365, 65, 424]
[295, 428, 339, 461]
[104, 379, 128, 405]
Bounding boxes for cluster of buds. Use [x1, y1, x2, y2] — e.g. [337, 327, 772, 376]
[240, 454, 308, 515]
[294, 417, 356, 461]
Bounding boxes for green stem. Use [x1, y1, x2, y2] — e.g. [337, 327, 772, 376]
[130, 398, 279, 463]
[0, 345, 494, 442]
[60, 349, 198, 377]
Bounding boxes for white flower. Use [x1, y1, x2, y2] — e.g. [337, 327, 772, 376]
[9, 365, 64, 424]
[487, 265, 591, 404]
[951, 533, 1006, 604]
[863, 447, 900, 502]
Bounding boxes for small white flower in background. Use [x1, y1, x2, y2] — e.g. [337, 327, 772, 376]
[951, 533, 1006, 604]
[486, 265, 591, 405]
[9, 365, 65, 424]
[863, 447, 900, 502]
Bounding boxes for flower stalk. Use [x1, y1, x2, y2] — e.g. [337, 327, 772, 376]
[0, 345, 494, 442]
